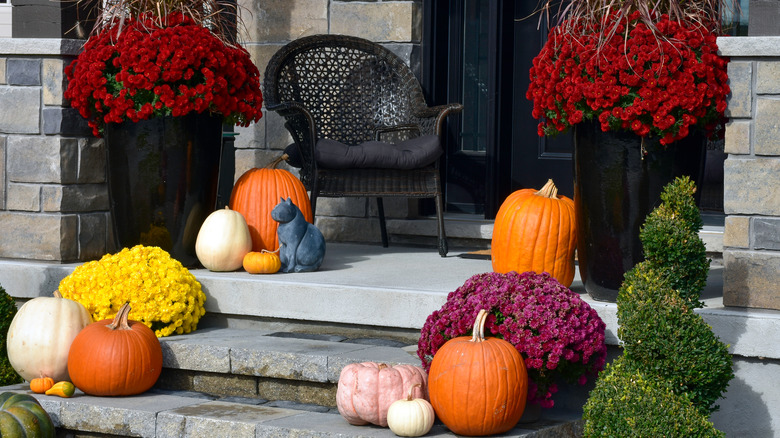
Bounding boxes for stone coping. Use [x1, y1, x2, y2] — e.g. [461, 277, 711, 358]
[718, 36, 780, 57]
[0, 38, 84, 56]
[0, 243, 777, 360]
[0, 384, 583, 437]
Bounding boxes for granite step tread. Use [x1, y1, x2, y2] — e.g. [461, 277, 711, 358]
[0, 384, 582, 437]
[158, 327, 421, 384]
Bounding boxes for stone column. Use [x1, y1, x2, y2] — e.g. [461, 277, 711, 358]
[719, 37, 780, 310]
[0, 39, 109, 262]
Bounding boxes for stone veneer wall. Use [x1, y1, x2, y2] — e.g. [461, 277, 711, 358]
[719, 36, 780, 311]
[0, 39, 108, 262]
[234, 0, 423, 243]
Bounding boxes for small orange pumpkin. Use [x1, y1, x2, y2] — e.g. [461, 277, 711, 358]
[243, 250, 281, 274]
[67, 303, 162, 396]
[491, 178, 577, 287]
[230, 154, 312, 252]
[29, 374, 54, 394]
[428, 309, 528, 436]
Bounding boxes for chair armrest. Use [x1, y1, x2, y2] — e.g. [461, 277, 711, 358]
[413, 103, 464, 136]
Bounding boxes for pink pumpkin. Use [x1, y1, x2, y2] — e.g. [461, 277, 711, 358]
[336, 362, 429, 427]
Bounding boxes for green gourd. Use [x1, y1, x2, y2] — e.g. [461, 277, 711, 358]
[0, 392, 55, 437]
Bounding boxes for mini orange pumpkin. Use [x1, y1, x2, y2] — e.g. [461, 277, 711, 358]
[67, 303, 162, 396]
[243, 250, 281, 274]
[230, 155, 312, 252]
[428, 309, 528, 436]
[29, 374, 54, 394]
[491, 178, 577, 287]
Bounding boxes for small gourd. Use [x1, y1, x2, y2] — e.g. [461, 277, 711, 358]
[44, 381, 75, 398]
[29, 374, 54, 394]
[195, 207, 253, 271]
[243, 250, 281, 274]
[387, 384, 435, 437]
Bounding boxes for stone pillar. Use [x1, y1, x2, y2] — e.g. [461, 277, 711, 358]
[235, 0, 422, 243]
[719, 37, 780, 310]
[0, 39, 108, 262]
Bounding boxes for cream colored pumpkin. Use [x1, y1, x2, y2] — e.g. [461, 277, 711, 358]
[195, 207, 253, 271]
[7, 291, 92, 382]
[387, 384, 435, 437]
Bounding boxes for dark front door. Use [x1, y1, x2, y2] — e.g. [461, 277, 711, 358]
[423, 1, 574, 219]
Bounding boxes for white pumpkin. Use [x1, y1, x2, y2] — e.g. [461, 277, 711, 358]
[387, 384, 436, 437]
[195, 207, 253, 271]
[7, 291, 92, 382]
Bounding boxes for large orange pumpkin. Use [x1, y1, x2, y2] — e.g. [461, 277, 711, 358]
[491, 178, 577, 287]
[230, 155, 312, 252]
[428, 309, 528, 436]
[67, 303, 162, 396]
[336, 362, 429, 427]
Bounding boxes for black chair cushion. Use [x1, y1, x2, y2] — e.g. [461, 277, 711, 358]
[315, 135, 442, 170]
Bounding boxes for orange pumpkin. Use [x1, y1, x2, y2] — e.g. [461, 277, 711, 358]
[67, 303, 162, 396]
[230, 155, 312, 252]
[491, 178, 577, 287]
[29, 374, 54, 394]
[428, 309, 527, 436]
[243, 250, 281, 274]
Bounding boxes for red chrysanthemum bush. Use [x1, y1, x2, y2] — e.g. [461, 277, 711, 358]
[418, 271, 607, 408]
[527, 11, 729, 145]
[65, 13, 263, 136]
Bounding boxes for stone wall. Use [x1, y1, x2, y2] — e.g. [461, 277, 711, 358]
[719, 37, 780, 311]
[0, 39, 108, 262]
[234, 0, 422, 243]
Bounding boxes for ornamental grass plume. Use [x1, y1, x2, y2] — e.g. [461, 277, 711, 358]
[58, 245, 206, 337]
[418, 271, 607, 408]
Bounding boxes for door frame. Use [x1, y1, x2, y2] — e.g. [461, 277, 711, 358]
[421, 0, 515, 219]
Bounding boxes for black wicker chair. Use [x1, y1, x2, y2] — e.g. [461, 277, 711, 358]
[263, 34, 463, 256]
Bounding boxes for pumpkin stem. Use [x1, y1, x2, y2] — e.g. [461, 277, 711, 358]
[406, 383, 421, 401]
[535, 179, 558, 199]
[470, 309, 488, 343]
[261, 248, 280, 254]
[267, 154, 289, 169]
[378, 363, 389, 371]
[108, 303, 132, 331]
[53, 290, 62, 298]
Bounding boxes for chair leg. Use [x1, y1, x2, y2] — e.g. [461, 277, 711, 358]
[436, 193, 448, 257]
[377, 197, 389, 248]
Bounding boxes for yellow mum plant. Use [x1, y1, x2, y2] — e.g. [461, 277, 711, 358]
[59, 245, 206, 337]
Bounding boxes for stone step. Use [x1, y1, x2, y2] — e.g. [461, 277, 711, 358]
[0, 326, 584, 437]
[0, 384, 583, 437]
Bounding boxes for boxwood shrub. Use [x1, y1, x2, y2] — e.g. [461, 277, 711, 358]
[0, 284, 21, 386]
[582, 356, 724, 438]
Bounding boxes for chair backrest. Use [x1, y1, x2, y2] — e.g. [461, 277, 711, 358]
[263, 34, 429, 146]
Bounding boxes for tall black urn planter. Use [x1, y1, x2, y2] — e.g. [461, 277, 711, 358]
[105, 113, 223, 267]
[573, 122, 705, 301]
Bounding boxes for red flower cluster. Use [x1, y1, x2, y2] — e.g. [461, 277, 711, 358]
[65, 13, 263, 137]
[527, 12, 729, 145]
[417, 271, 607, 408]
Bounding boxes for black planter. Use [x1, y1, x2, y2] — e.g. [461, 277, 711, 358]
[573, 122, 705, 301]
[105, 114, 223, 267]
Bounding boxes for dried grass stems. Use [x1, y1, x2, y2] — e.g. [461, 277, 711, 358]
[534, 0, 738, 48]
[73, 0, 246, 46]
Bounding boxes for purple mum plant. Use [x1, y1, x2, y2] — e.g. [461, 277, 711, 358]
[418, 271, 607, 408]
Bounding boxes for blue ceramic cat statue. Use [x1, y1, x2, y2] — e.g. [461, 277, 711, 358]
[272, 197, 326, 273]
